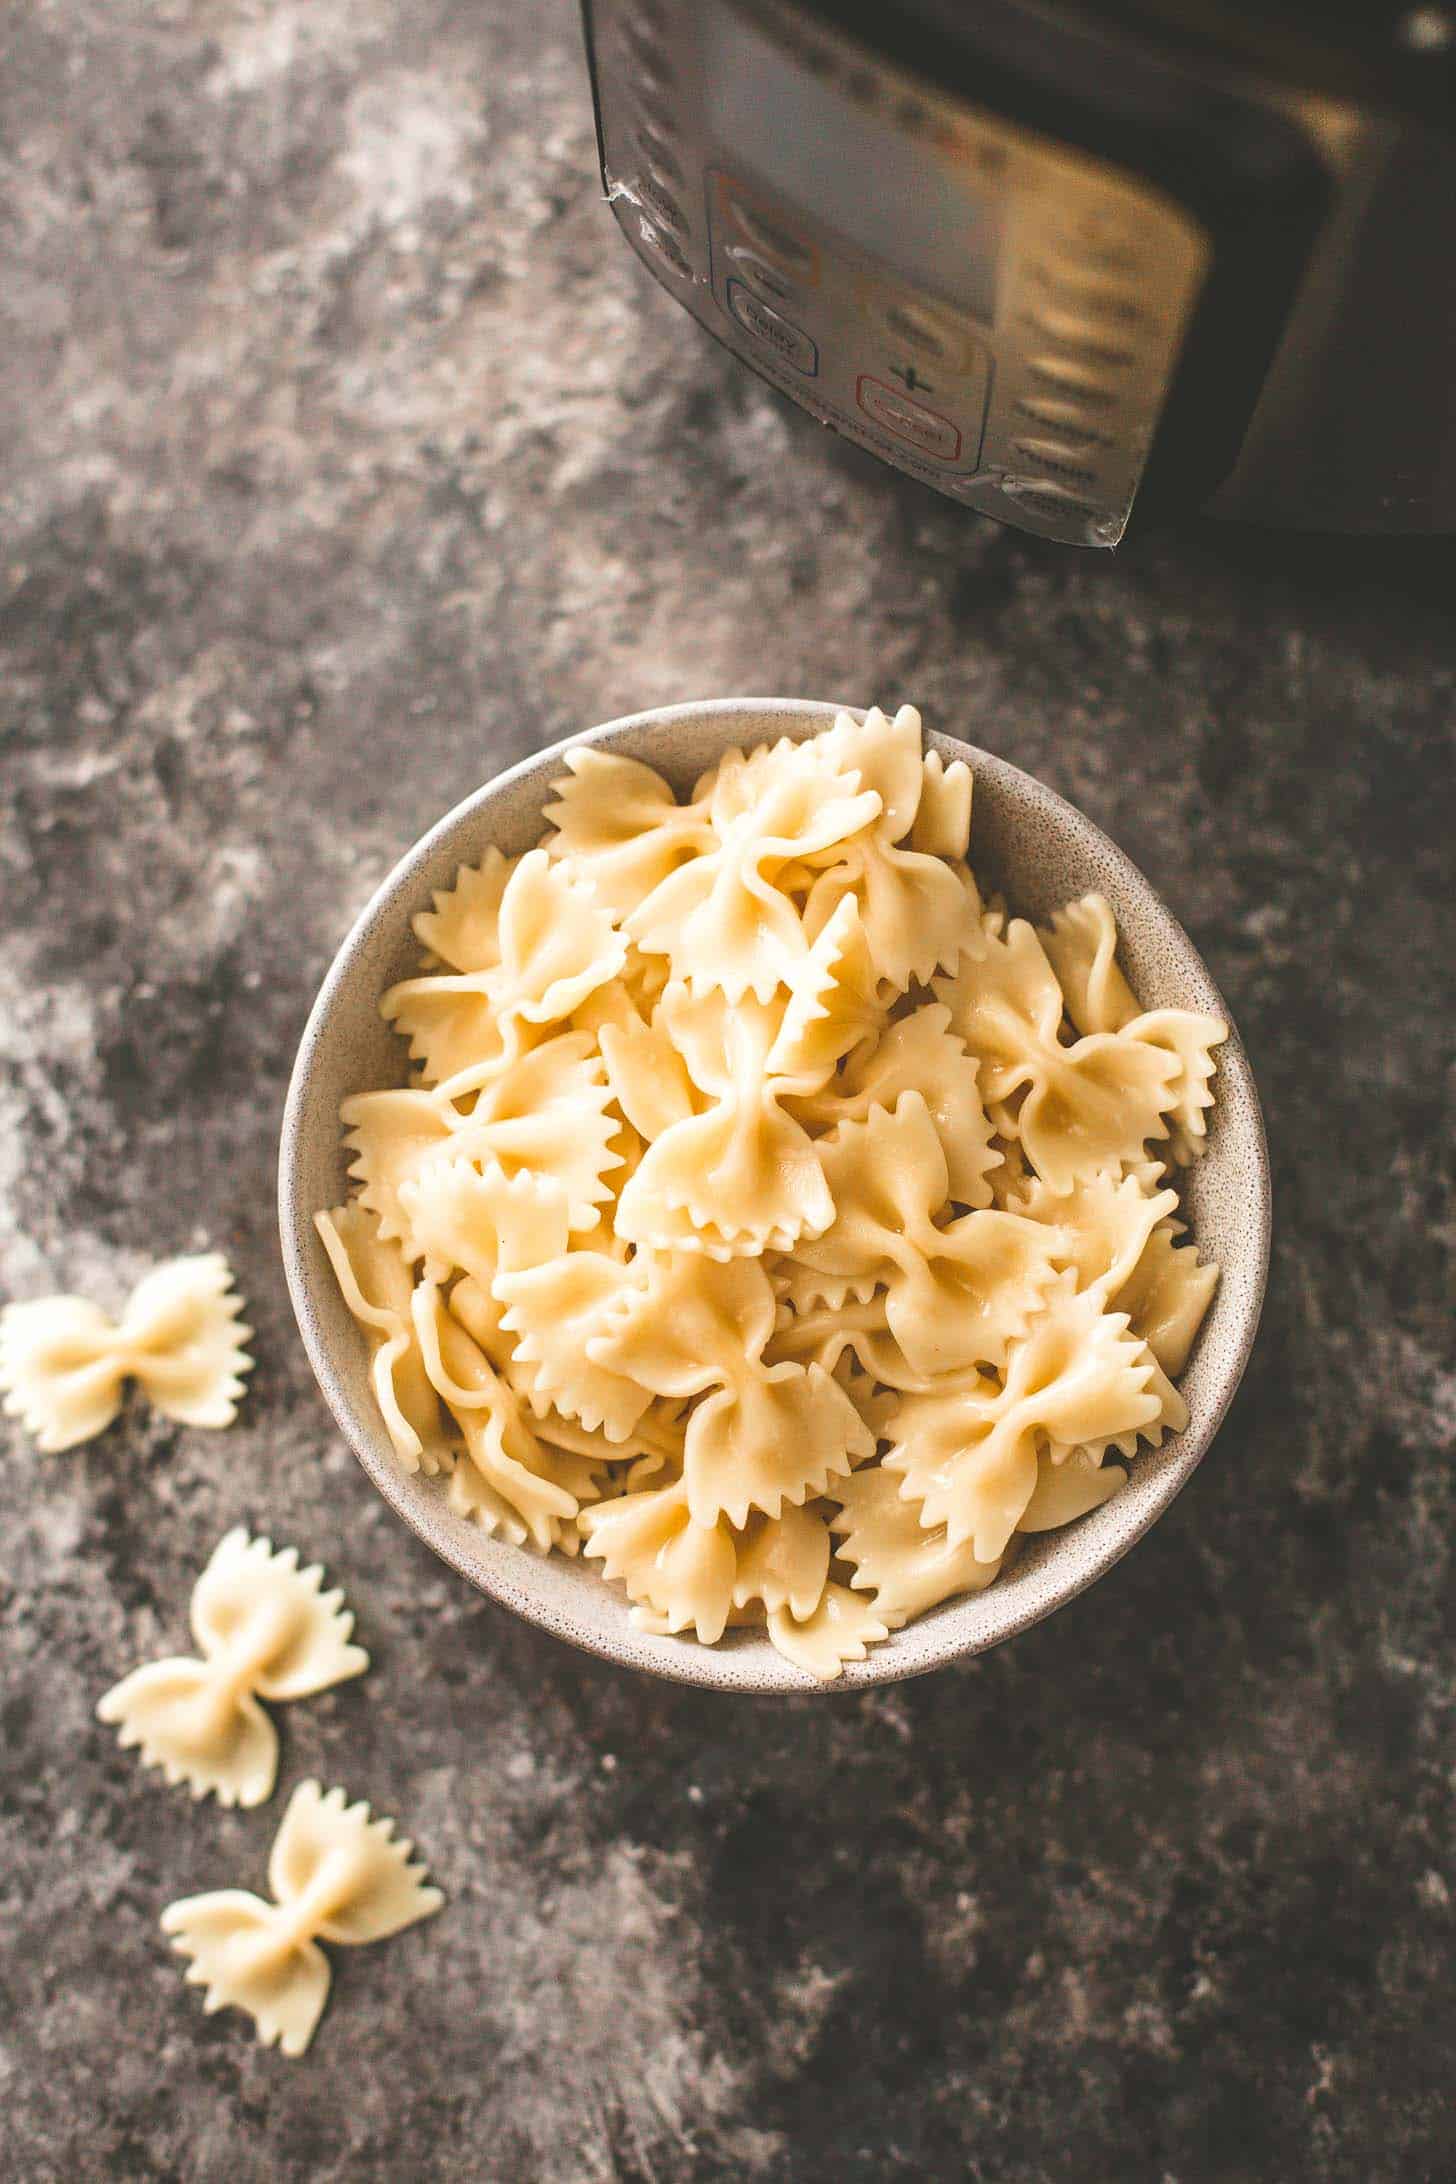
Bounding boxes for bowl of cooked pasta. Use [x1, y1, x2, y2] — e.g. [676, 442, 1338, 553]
[279, 699, 1269, 1690]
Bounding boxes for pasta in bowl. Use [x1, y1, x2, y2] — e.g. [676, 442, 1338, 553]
[280, 701, 1269, 1690]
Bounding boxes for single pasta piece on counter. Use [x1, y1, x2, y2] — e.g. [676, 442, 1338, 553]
[0, 1252, 252, 1452]
[97, 1528, 368, 1809]
[161, 1780, 442, 2057]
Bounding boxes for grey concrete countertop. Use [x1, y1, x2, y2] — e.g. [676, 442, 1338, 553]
[2, 3, 1453, 2179]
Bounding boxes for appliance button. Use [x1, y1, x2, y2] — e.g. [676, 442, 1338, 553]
[1024, 355, 1119, 401]
[725, 197, 816, 278]
[857, 375, 962, 461]
[726, 245, 798, 306]
[726, 280, 818, 374]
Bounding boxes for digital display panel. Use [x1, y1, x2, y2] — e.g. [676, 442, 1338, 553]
[702, 1, 1000, 322]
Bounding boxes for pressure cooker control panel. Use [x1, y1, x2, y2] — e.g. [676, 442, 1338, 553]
[586, 0, 1213, 546]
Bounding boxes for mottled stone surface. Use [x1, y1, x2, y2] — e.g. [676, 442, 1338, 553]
[1, 3, 1454, 2179]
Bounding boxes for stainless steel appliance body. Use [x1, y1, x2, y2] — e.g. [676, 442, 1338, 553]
[583, 0, 1456, 545]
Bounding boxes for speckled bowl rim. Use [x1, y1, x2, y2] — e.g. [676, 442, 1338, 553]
[280, 699, 1270, 1692]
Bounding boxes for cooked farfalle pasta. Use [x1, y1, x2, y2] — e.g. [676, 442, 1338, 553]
[318, 705, 1227, 1678]
[97, 1529, 368, 1807]
[161, 1779, 442, 2057]
[612, 982, 838, 1257]
[585, 1253, 873, 1526]
[0, 1252, 252, 1452]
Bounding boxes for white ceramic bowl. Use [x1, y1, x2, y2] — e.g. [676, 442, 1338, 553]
[279, 700, 1270, 1691]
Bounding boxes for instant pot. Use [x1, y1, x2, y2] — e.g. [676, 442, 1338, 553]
[582, 0, 1456, 545]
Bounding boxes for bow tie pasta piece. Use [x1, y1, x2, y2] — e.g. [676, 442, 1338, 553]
[812, 705, 929, 843]
[768, 1291, 949, 1398]
[765, 1583, 891, 1680]
[0, 1253, 252, 1452]
[448, 1033, 622, 1231]
[412, 1284, 586, 1549]
[314, 1204, 452, 1472]
[382, 849, 626, 1085]
[494, 1248, 653, 1443]
[1009, 1165, 1219, 1389]
[690, 731, 863, 825]
[730, 1503, 834, 1623]
[446, 1272, 515, 1368]
[1017, 1446, 1129, 1532]
[829, 1465, 1003, 1628]
[882, 1278, 1159, 1559]
[412, 848, 515, 971]
[441, 1423, 613, 1551]
[935, 918, 1183, 1192]
[1113, 1214, 1220, 1378]
[766, 897, 885, 1083]
[1034, 894, 1227, 1165]
[598, 1007, 699, 1143]
[578, 1481, 738, 1642]
[395, 1157, 571, 1289]
[530, 1395, 689, 1488]
[1011, 1168, 1180, 1301]
[1122, 1008, 1227, 1165]
[340, 1088, 455, 1250]
[910, 745, 974, 859]
[794, 706, 967, 992]
[389, 850, 542, 1080]
[801, 837, 965, 998]
[486, 848, 628, 1026]
[1037, 893, 1140, 1038]
[380, 971, 529, 1088]
[97, 1530, 368, 1809]
[343, 1033, 620, 1252]
[569, 971, 646, 1047]
[161, 1780, 442, 2058]
[625, 736, 882, 1001]
[780, 1094, 1062, 1377]
[543, 746, 717, 921]
[614, 984, 835, 1258]
[1005, 1174, 1196, 1468]
[587, 1254, 873, 1527]
[790, 1001, 996, 1208]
